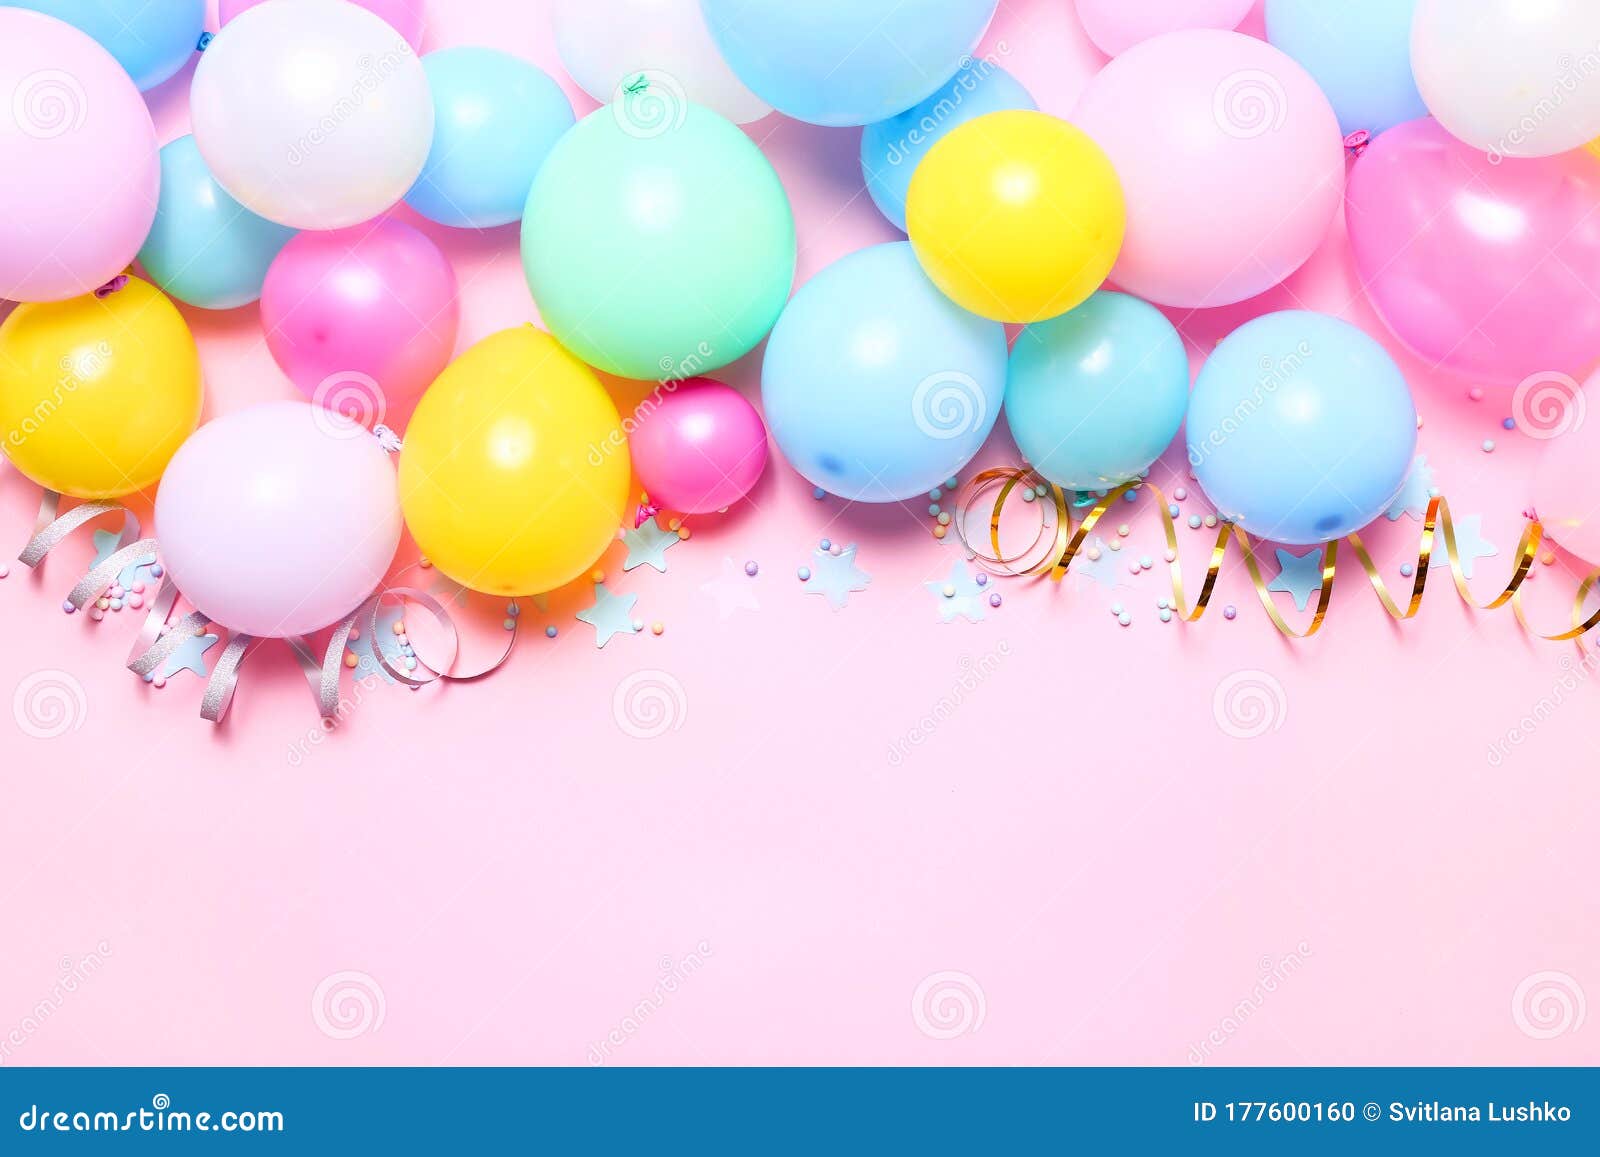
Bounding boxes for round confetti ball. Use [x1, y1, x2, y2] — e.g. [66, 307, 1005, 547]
[61, 601, 76, 614]
[503, 618, 516, 630]
[344, 651, 358, 668]
[812, 486, 826, 500]
[591, 569, 605, 583]
[932, 525, 948, 539]
[744, 561, 759, 576]
[1223, 604, 1237, 620]
[1174, 486, 1187, 501]
[988, 592, 1001, 607]
[1481, 440, 1496, 453]
[651, 622, 664, 636]
[1502, 417, 1515, 430]
[546, 625, 558, 638]
[942, 583, 956, 598]
[1117, 612, 1131, 627]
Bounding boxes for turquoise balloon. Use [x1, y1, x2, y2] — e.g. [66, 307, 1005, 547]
[1187, 311, 1417, 545]
[136, 135, 296, 310]
[1006, 292, 1188, 491]
[762, 242, 1007, 502]
[405, 47, 574, 229]
[522, 104, 795, 380]
[861, 63, 1035, 232]
[9, 0, 204, 91]
[1265, 0, 1425, 137]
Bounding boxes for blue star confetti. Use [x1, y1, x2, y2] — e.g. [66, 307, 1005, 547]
[622, 517, 679, 573]
[1070, 535, 1127, 593]
[803, 542, 871, 610]
[160, 628, 220, 679]
[701, 556, 760, 619]
[924, 560, 987, 624]
[89, 529, 158, 589]
[577, 583, 640, 647]
[1268, 546, 1326, 612]
[1432, 513, 1497, 579]
[346, 604, 407, 684]
[1385, 455, 1437, 522]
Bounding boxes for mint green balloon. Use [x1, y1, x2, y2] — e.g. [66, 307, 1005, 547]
[521, 103, 795, 380]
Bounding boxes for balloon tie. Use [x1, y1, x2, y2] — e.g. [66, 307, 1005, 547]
[92, 275, 128, 299]
[1343, 129, 1371, 158]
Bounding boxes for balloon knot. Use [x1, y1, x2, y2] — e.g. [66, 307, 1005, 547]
[373, 424, 403, 453]
[1343, 129, 1371, 158]
[93, 275, 128, 299]
[196, 30, 214, 52]
[634, 500, 658, 529]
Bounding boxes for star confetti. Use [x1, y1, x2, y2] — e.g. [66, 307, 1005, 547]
[621, 517, 679, 573]
[1431, 513, 1497, 579]
[346, 604, 407, 684]
[924, 560, 988, 624]
[161, 628, 220, 680]
[1070, 535, 1127, 593]
[89, 529, 158, 589]
[1268, 546, 1326, 612]
[803, 543, 870, 610]
[1385, 455, 1437, 522]
[576, 583, 640, 648]
[701, 556, 760, 620]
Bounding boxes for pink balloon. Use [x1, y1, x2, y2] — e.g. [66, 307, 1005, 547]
[1347, 117, 1600, 387]
[0, 9, 159, 302]
[261, 219, 459, 427]
[1531, 371, 1600, 567]
[1075, 0, 1253, 57]
[1072, 29, 1343, 309]
[629, 378, 768, 513]
[155, 401, 402, 638]
[219, 0, 425, 52]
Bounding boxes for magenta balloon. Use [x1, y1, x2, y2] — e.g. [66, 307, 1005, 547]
[260, 219, 459, 424]
[219, 0, 424, 51]
[0, 8, 159, 302]
[1347, 117, 1600, 387]
[629, 378, 768, 513]
[1531, 370, 1600, 566]
[1071, 29, 1343, 309]
[155, 401, 403, 638]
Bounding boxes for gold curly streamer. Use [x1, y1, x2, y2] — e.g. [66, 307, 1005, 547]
[955, 468, 1600, 643]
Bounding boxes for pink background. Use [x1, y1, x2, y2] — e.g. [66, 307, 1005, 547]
[2, 1, 1596, 1066]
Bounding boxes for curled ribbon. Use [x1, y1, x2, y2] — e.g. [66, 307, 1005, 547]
[956, 468, 1600, 643]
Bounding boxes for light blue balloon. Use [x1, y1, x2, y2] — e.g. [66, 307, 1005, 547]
[701, 0, 999, 127]
[861, 63, 1035, 232]
[1006, 292, 1189, 491]
[1265, 0, 1426, 138]
[136, 135, 296, 310]
[9, 0, 204, 91]
[406, 47, 575, 229]
[763, 242, 1007, 502]
[1186, 311, 1417, 545]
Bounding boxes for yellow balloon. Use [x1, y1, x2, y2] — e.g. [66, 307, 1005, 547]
[399, 325, 630, 596]
[906, 110, 1125, 323]
[0, 277, 202, 499]
[1586, 137, 1600, 159]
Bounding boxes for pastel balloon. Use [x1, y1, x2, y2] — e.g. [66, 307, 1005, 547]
[554, 0, 769, 125]
[1072, 29, 1343, 309]
[522, 104, 794, 381]
[220, 0, 424, 52]
[1531, 372, 1600, 567]
[261, 220, 459, 424]
[861, 62, 1035, 233]
[629, 378, 768, 513]
[1264, 0, 1425, 137]
[191, 0, 434, 229]
[1187, 311, 1417, 545]
[0, 8, 159, 302]
[1074, 0, 1252, 57]
[405, 47, 574, 229]
[399, 326, 631, 596]
[908, 110, 1124, 323]
[1006, 292, 1188, 490]
[1346, 117, 1600, 387]
[155, 401, 402, 638]
[0, 277, 202, 499]
[8, 0, 205, 90]
[138, 135, 296, 310]
[762, 242, 1006, 503]
[700, 0, 997, 127]
[1412, 0, 1600, 159]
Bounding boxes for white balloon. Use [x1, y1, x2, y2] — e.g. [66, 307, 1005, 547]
[191, 0, 434, 229]
[553, 0, 770, 125]
[1412, 0, 1600, 158]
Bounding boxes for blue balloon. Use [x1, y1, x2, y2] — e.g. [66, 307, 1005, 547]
[1265, 0, 1426, 138]
[406, 47, 575, 229]
[861, 63, 1035, 232]
[136, 135, 296, 310]
[1186, 311, 1417, 545]
[701, 0, 999, 127]
[9, 0, 204, 91]
[1006, 292, 1188, 491]
[763, 242, 1006, 502]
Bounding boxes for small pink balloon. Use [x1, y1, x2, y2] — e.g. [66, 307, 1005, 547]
[1074, 0, 1253, 57]
[1347, 117, 1600, 387]
[629, 379, 768, 514]
[1072, 30, 1343, 309]
[155, 400, 403, 638]
[261, 219, 459, 427]
[1532, 372, 1600, 566]
[219, 0, 424, 52]
[0, 8, 159, 302]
